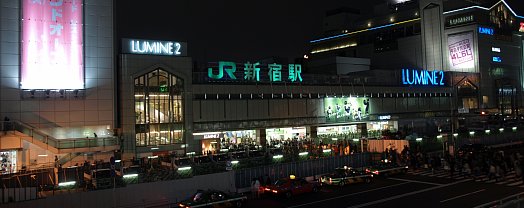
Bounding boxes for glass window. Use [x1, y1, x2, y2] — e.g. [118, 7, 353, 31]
[134, 69, 184, 146]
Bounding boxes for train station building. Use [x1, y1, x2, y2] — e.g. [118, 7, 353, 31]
[0, 0, 523, 171]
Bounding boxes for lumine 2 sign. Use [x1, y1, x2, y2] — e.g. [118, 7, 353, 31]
[208, 61, 303, 82]
[122, 38, 187, 56]
[401, 69, 445, 86]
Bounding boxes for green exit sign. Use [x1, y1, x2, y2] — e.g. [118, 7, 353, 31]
[159, 85, 168, 92]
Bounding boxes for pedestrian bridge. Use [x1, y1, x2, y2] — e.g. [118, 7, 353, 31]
[0, 121, 120, 154]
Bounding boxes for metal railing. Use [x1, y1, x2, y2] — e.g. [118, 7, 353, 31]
[474, 192, 524, 208]
[2, 121, 118, 150]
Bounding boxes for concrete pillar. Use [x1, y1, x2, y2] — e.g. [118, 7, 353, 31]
[358, 123, 368, 138]
[256, 129, 266, 146]
[306, 126, 317, 140]
[419, 0, 445, 71]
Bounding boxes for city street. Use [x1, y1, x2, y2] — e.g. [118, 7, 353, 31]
[247, 169, 524, 208]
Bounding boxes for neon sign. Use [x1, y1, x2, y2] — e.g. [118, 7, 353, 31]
[520, 22, 524, 33]
[491, 47, 501, 53]
[402, 69, 445, 86]
[208, 61, 303, 83]
[122, 39, 187, 56]
[478, 26, 494, 35]
[493, 57, 502, 62]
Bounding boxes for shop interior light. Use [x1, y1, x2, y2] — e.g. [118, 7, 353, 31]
[148, 156, 158, 159]
[436, 135, 443, 139]
[178, 166, 192, 171]
[323, 149, 332, 153]
[273, 155, 283, 159]
[499, 128, 504, 132]
[210, 141, 217, 144]
[151, 147, 159, 150]
[123, 173, 138, 178]
[186, 152, 195, 156]
[453, 133, 458, 137]
[485, 130, 491, 134]
[513, 127, 518, 131]
[220, 149, 229, 152]
[331, 138, 338, 141]
[416, 138, 423, 141]
[352, 139, 359, 142]
[299, 152, 309, 156]
[58, 181, 76, 187]
[37, 154, 48, 157]
[115, 160, 121, 163]
[469, 131, 475, 135]
[231, 160, 239, 164]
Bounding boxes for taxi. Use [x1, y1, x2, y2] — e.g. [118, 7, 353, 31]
[263, 175, 321, 198]
[320, 166, 373, 186]
[365, 160, 408, 177]
[177, 189, 247, 208]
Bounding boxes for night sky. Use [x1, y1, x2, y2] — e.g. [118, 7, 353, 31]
[116, 0, 381, 63]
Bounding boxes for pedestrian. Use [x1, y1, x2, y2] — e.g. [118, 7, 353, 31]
[251, 178, 260, 199]
[449, 156, 456, 179]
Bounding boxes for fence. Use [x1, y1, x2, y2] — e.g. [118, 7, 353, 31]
[474, 192, 524, 208]
[234, 153, 369, 189]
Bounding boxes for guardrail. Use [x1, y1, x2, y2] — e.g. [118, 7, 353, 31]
[2, 121, 118, 150]
[474, 192, 524, 208]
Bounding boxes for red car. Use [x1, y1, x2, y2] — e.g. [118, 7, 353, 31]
[263, 175, 321, 198]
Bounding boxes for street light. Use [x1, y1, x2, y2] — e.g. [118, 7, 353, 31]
[499, 128, 504, 133]
[485, 129, 490, 134]
[469, 131, 475, 136]
[453, 133, 458, 137]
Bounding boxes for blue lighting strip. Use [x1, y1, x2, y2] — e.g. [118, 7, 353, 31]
[309, 33, 349, 43]
[309, 18, 420, 43]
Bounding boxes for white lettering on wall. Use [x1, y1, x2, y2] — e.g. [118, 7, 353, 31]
[130, 40, 182, 55]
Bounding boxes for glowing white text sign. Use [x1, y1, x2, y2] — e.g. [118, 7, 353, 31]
[122, 39, 187, 56]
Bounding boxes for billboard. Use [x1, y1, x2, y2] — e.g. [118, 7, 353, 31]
[447, 32, 475, 72]
[21, 0, 84, 89]
[324, 97, 371, 123]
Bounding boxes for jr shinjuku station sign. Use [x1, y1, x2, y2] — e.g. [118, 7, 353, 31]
[208, 61, 303, 83]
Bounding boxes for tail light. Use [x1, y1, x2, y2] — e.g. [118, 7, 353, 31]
[329, 178, 332, 183]
[373, 170, 379, 175]
[265, 188, 270, 191]
[272, 190, 278, 193]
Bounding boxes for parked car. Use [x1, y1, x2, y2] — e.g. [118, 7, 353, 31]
[263, 175, 321, 198]
[177, 189, 247, 208]
[365, 162, 408, 177]
[321, 166, 373, 186]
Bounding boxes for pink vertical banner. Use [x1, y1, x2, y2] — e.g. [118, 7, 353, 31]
[21, 0, 83, 89]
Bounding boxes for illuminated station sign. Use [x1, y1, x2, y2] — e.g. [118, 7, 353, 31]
[207, 61, 303, 83]
[122, 39, 187, 56]
[401, 69, 445, 86]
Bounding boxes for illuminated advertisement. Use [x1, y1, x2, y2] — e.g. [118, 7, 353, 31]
[21, 0, 84, 89]
[520, 22, 524, 33]
[207, 61, 303, 83]
[447, 32, 475, 72]
[121, 38, 187, 56]
[324, 98, 371, 123]
[401, 69, 445, 86]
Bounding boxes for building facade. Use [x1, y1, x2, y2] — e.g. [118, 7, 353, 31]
[0, 0, 522, 170]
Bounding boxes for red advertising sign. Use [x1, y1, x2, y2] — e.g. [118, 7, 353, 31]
[21, 0, 84, 89]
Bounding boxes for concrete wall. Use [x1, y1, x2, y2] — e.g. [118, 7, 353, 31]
[0, 0, 115, 129]
[6, 171, 236, 208]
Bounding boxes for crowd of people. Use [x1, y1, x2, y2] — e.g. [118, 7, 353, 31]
[388, 144, 524, 181]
